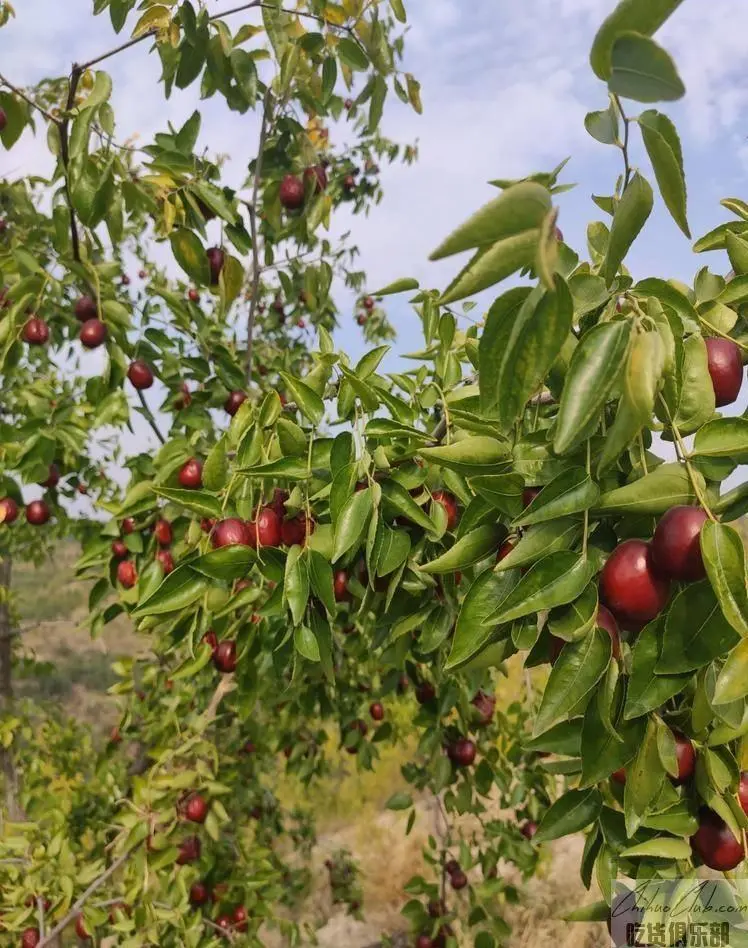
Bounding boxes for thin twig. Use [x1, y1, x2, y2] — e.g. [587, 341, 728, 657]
[613, 94, 631, 190]
[58, 66, 82, 262]
[245, 90, 273, 383]
[0, 74, 60, 124]
[203, 675, 236, 724]
[36, 897, 46, 940]
[37, 846, 138, 948]
[658, 396, 717, 522]
[136, 389, 166, 445]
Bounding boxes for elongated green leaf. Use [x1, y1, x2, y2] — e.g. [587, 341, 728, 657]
[620, 838, 691, 860]
[534, 788, 602, 843]
[294, 625, 320, 662]
[308, 550, 335, 617]
[491, 552, 595, 626]
[170, 229, 209, 285]
[625, 618, 691, 719]
[238, 458, 311, 479]
[470, 473, 525, 519]
[603, 172, 654, 284]
[446, 570, 517, 669]
[438, 230, 540, 305]
[371, 523, 411, 577]
[515, 468, 599, 527]
[153, 487, 222, 519]
[495, 519, 581, 572]
[581, 689, 645, 787]
[333, 488, 373, 562]
[701, 521, 748, 638]
[584, 102, 620, 145]
[420, 437, 509, 476]
[364, 419, 430, 442]
[279, 373, 325, 426]
[419, 524, 504, 574]
[658, 580, 740, 673]
[337, 37, 368, 70]
[535, 627, 610, 735]
[371, 277, 419, 296]
[285, 547, 309, 626]
[430, 181, 551, 261]
[714, 640, 748, 705]
[202, 436, 228, 491]
[659, 333, 716, 434]
[595, 462, 703, 514]
[192, 547, 255, 581]
[609, 33, 685, 103]
[379, 480, 436, 532]
[479, 287, 532, 414]
[554, 321, 632, 454]
[590, 0, 686, 80]
[638, 109, 689, 237]
[693, 418, 748, 460]
[133, 566, 207, 618]
[549, 584, 599, 643]
[624, 717, 666, 837]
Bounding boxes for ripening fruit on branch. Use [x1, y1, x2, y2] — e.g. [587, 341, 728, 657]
[522, 486, 541, 508]
[224, 390, 247, 416]
[596, 605, 621, 660]
[111, 539, 128, 559]
[184, 793, 209, 824]
[280, 515, 314, 547]
[23, 317, 49, 345]
[369, 702, 384, 721]
[471, 690, 496, 726]
[672, 731, 696, 785]
[448, 737, 476, 767]
[279, 174, 305, 210]
[252, 506, 282, 547]
[520, 821, 538, 840]
[599, 539, 670, 629]
[212, 518, 252, 548]
[363, 296, 375, 310]
[75, 915, 90, 940]
[416, 681, 436, 704]
[233, 905, 249, 933]
[705, 336, 743, 407]
[74, 295, 98, 321]
[156, 549, 174, 574]
[691, 809, 745, 871]
[651, 506, 708, 581]
[0, 497, 19, 524]
[449, 868, 468, 890]
[39, 463, 60, 488]
[176, 835, 201, 865]
[178, 458, 202, 488]
[189, 881, 210, 906]
[116, 560, 137, 588]
[127, 359, 154, 390]
[79, 318, 107, 348]
[26, 500, 50, 526]
[304, 164, 328, 193]
[213, 640, 238, 673]
[188, 288, 200, 303]
[21, 929, 40, 948]
[432, 490, 459, 530]
[154, 518, 172, 546]
[206, 247, 224, 285]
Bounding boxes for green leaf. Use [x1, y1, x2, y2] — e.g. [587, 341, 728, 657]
[379, 480, 436, 532]
[514, 468, 599, 527]
[625, 618, 691, 720]
[494, 519, 581, 573]
[714, 639, 748, 705]
[170, 229, 210, 285]
[202, 436, 228, 491]
[365, 419, 430, 442]
[419, 524, 504, 574]
[337, 37, 369, 70]
[534, 788, 602, 843]
[523, 720, 582, 756]
[584, 102, 620, 145]
[470, 473, 525, 519]
[595, 462, 703, 515]
[333, 488, 373, 562]
[371, 523, 411, 577]
[534, 627, 611, 735]
[599, 330, 665, 471]
[370, 277, 419, 296]
[701, 521, 748, 638]
[549, 584, 599, 643]
[219, 255, 244, 312]
[279, 373, 325, 426]
[446, 570, 517, 670]
[478, 287, 532, 415]
[133, 566, 207, 618]
[438, 230, 540, 305]
[638, 109, 689, 237]
[294, 625, 320, 662]
[590, 0, 685, 80]
[355, 346, 390, 379]
[308, 550, 336, 617]
[603, 172, 654, 284]
[385, 792, 413, 811]
[429, 181, 551, 261]
[581, 688, 645, 787]
[693, 417, 748, 460]
[609, 32, 685, 103]
[489, 553, 595, 626]
[658, 580, 740, 674]
[659, 334, 716, 434]
[419, 437, 509, 476]
[192, 547, 255, 582]
[285, 547, 310, 626]
[153, 487, 222, 519]
[620, 838, 691, 860]
[624, 717, 666, 836]
[77, 70, 113, 112]
[239, 458, 311, 479]
[554, 321, 632, 454]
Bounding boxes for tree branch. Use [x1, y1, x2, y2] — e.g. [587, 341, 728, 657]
[136, 389, 166, 445]
[0, 555, 22, 823]
[37, 846, 138, 948]
[613, 94, 631, 191]
[245, 90, 273, 383]
[0, 74, 60, 125]
[58, 66, 82, 263]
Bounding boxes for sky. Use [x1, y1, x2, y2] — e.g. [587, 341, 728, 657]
[2, 0, 748, 479]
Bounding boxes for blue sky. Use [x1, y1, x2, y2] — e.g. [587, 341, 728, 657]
[2, 0, 748, 470]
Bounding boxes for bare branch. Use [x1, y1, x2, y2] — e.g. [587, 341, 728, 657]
[136, 389, 167, 445]
[0, 74, 60, 125]
[58, 66, 82, 262]
[37, 846, 139, 948]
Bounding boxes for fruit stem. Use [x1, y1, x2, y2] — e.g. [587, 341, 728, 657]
[245, 90, 273, 383]
[699, 317, 748, 353]
[658, 397, 717, 522]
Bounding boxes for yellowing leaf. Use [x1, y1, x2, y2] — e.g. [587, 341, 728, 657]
[133, 4, 171, 39]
